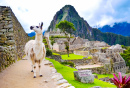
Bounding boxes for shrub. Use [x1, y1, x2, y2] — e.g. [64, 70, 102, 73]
[61, 61, 75, 67]
[46, 48, 52, 56]
[110, 72, 130, 88]
[51, 40, 55, 45]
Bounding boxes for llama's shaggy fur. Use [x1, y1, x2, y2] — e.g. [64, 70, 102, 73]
[25, 22, 46, 78]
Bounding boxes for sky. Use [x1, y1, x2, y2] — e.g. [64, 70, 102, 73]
[0, 0, 130, 33]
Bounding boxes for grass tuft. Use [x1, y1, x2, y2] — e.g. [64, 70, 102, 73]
[61, 54, 84, 60]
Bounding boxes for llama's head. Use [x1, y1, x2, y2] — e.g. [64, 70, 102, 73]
[30, 22, 43, 34]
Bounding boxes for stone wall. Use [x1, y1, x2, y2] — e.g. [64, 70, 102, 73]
[44, 32, 65, 37]
[50, 54, 93, 65]
[53, 43, 85, 52]
[0, 6, 29, 71]
[80, 66, 112, 74]
[74, 50, 89, 57]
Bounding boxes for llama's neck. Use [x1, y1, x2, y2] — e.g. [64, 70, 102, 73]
[35, 33, 43, 43]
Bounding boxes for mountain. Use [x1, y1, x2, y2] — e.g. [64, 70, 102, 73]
[98, 22, 130, 36]
[27, 31, 46, 37]
[47, 5, 130, 46]
[28, 31, 36, 37]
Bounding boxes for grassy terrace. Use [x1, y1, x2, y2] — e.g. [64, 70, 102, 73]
[94, 73, 114, 79]
[61, 54, 85, 60]
[46, 58, 116, 88]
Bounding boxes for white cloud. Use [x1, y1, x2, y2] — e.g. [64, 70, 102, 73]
[0, 0, 130, 32]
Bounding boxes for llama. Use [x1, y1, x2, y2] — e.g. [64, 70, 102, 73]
[25, 22, 46, 78]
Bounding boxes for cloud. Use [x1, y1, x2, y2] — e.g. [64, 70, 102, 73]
[0, 0, 130, 32]
[86, 0, 130, 27]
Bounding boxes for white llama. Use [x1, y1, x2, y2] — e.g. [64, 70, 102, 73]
[25, 22, 46, 78]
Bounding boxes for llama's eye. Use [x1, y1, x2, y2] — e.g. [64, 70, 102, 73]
[36, 26, 39, 28]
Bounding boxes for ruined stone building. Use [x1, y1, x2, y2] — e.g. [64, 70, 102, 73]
[91, 44, 127, 73]
[53, 37, 88, 52]
[106, 44, 127, 73]
[77, 40, 127, 73]
[0, 6, 29, 71]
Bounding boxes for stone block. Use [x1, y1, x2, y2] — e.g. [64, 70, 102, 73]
[5, 40, 15, 45]
[74, 70, 94, 83]
[6, 32, 14, 37]
[1, 37, 7, 41]
[8, 28, 13, 32]
[4, 17, 11, 21]
[56, 83, 71, 88]
[0, 40, 5, 43]
[4, 23, 13, 28]
[0, 29, 7, 32]
[7, 36, 14, 40]
[52, 68, 57, 73]
[57, 79, 68, 85]
[0, 46, 4, 52]
[4, 12, 11, 16]
[0, 23, 4, 27]
[67, 86, 75, 88]
[0, 32, 3, 35]
[52, 73, 63, 81]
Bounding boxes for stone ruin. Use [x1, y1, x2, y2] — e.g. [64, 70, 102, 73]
[0, 6, 29, 71]
[82, 43, 128, 74]
[74, 70, 94, 83]
[52, 36, 88, 52]
[49, 31, 128, 74]
[44, 16, 128, 74]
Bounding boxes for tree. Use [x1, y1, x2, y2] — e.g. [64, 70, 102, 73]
[120, 47, 130, 68]
[56, 20, 76, 57]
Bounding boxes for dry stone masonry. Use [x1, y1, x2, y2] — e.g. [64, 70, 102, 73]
[0, 6, 29, 71]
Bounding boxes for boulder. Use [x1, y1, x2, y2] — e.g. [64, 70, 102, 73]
[74, 70, 94, 83]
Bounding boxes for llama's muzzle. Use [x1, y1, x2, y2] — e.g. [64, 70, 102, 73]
[30, 26, 34, 30]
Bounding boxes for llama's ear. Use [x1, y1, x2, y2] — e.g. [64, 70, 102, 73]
[40, 22, 43, 29]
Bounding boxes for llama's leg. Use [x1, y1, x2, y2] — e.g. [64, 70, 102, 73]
[38, 60, 42, 77]
[30, 58, 34, 72]
[31, 64, 33, 72]
[30, 52, 37, 78]
[33, 63, 37, 78]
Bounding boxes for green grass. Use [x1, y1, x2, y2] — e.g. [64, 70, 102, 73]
[46, 58, 116, 88]
[94, 73, 114, 79]
[52, 53, 60, 55]
[101, 47, 108, 49]
[61, 54, 84, 60]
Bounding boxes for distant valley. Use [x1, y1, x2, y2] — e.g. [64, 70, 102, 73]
[98, 22, 130, 37]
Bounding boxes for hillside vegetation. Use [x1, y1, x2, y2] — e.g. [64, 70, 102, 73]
[98, 22, 130, 36]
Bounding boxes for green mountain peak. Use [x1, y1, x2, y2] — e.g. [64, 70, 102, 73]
[47, 5, 130, 46]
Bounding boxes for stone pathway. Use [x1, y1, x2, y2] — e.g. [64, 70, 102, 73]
[0, 58, 75, 88]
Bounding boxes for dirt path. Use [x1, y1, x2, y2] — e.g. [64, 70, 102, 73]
[0, 59, 57, 88]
